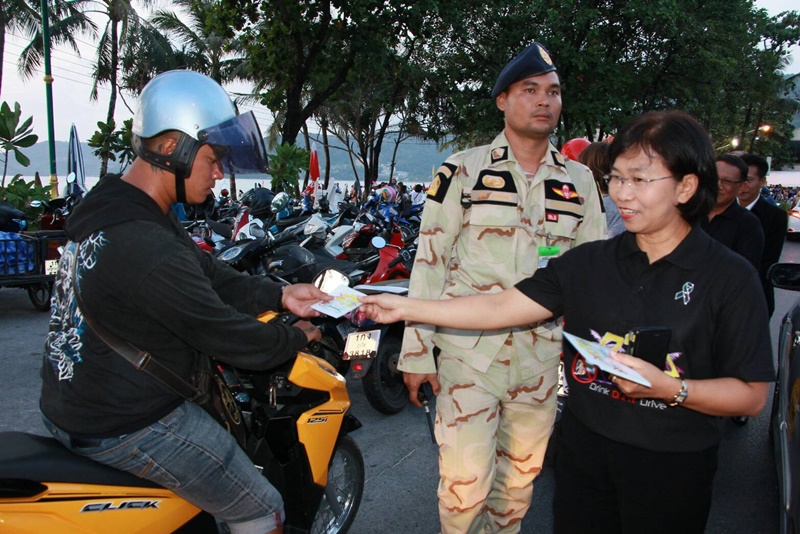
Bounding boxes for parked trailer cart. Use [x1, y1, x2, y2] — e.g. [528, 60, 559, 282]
[0, 230, 67, 311]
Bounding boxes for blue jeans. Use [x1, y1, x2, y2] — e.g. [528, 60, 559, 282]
[43, 402, 284, 533]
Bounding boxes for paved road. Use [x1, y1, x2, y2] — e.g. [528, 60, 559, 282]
[3, 240, 797, 533]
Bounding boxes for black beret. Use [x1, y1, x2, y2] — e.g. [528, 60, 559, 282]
[491, 42, 557, 98]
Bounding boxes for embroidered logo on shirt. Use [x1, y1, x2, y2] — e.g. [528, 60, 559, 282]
[481, 175, 506, 189]
[674, 282, 694, 305]
[551, 184, 576, 200]
[546, 212, 559, 222]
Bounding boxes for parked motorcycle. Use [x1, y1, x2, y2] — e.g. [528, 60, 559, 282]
[0, 312, 364, 533]
[318, 261, 412, 415]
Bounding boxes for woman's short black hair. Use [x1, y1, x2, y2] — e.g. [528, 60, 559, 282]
[608, 110, 718, 225]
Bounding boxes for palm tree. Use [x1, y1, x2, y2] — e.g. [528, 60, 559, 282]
[87, 0, 167, 175]
[150, 0, 250, 198]
[1, 0, 94, 96]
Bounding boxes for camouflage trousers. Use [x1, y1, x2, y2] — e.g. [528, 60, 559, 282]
[434, 344, 558, 534]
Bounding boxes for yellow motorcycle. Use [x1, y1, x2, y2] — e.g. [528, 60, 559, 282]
[0, 311, 364, 533]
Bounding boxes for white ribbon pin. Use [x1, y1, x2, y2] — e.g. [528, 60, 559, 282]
[674, 282, 694, 305]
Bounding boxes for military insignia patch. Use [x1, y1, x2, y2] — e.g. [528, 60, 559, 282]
[552, 184, 575, 200]
[551, 151, 567, 167]
[427, 162, 457, 204]
[482, 175, 505, 189]
[490, 147, 508, 164]
[538, 44, 553, 66]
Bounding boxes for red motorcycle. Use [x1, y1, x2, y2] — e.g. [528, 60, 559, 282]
[339, 236, 417, 414]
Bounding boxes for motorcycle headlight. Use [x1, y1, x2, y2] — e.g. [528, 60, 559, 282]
[250, 224, 266, 238]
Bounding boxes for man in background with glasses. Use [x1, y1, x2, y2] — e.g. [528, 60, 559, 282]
[738, 153, 787, 318]
[701, 154, 764, 271]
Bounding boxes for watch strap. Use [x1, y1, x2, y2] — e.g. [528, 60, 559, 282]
[668, 379, 688, 407]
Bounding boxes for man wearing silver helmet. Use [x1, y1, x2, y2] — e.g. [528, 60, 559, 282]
[39, 70, 330, 534]
[398, 42, 606, 532]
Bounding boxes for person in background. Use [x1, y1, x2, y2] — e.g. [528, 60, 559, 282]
[738, 153, 787, 318]
[360, 110, 773, 534]
[579, 142, 625, 237]
[398, 41, 606, 533]
[410, 183, 426, 206]
[39, 70, 330, 534]
[701, 154, 764, 271]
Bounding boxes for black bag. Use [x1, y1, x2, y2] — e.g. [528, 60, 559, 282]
[71, 255, 247, 449]
[190, 356, 248, 448]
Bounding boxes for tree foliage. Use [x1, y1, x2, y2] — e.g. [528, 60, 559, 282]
[267, 143, 309, 194]
[1, 0, 94, 96]
[413, 0, 800, 165]
[0, 100, 38, 188]
[87, 117, 134, 174]
[206, 0, 438, 147]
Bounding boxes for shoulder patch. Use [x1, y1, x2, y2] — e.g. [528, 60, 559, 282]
[427, 162, 457, 204]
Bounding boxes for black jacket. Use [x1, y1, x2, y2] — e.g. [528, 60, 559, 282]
[751, 196, 788, 315]
[40, 175, 307, 437]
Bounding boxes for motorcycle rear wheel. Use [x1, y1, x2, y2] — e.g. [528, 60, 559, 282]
[311, 434, 364, 534]
[27, 282, 53, 312]
[362, 336, 409, 414]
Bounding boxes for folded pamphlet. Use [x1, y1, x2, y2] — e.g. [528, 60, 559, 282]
[563, 332, 652, 387]
[311, 284, 366, 319]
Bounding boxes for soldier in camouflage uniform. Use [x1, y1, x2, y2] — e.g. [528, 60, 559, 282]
[399, 42, 607, 533]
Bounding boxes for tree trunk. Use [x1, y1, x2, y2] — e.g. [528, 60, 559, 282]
[100, 19, 120, 177]
[322, 117, 331, 185]
[0, 23, 6, 96]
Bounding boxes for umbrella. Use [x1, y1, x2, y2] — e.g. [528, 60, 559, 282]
[309, 142, 321, 184]
[309, 142, 322, 208]
[66, 123, 86, 198]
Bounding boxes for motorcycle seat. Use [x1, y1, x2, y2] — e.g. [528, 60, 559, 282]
[0, 432, 161, 489]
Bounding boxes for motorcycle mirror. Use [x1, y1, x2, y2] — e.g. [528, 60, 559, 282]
[271, 192, 290, 212]
[371, 236, 386, 250]
[313, 268, 350, 293]
[769, 263, 800, 291]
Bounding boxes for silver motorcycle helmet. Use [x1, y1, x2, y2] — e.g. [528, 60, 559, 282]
[131, 70, 268, 182]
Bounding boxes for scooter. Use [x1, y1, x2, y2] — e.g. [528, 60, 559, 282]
[0, 312, 364, 534]
[320, 242, 415, 415]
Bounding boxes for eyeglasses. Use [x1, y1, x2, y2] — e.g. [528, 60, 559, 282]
[602, 174, 674, 189]
[718, 178, 745, 187]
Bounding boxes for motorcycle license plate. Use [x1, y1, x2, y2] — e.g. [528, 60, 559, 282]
[343, 329, 381, 360]
[45, 259, 59, 275]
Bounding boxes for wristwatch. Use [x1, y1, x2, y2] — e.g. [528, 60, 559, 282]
[668, 379, 688, 407]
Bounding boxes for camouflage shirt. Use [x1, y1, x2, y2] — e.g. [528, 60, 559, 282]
[398, 132, 607, 377]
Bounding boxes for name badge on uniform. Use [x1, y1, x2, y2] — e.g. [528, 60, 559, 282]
[538, 245, 560, 268]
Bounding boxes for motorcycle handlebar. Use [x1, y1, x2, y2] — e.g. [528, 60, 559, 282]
[270, 232, 299, 248]
[388, 255, 405, 268]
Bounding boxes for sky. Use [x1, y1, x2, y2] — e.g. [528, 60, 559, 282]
[1, 0, 798, 144]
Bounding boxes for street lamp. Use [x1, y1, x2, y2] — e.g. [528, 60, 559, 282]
[39, 0, 58, 199]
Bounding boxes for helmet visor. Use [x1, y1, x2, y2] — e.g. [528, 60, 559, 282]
[198, 111, 268, 174]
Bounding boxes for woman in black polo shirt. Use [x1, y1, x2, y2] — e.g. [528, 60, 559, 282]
[359, 110, 774, 534]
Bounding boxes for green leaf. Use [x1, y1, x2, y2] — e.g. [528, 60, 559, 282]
[13, 149, 31, 167]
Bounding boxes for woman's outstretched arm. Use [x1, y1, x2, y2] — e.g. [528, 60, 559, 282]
[358, 287, 553, 329]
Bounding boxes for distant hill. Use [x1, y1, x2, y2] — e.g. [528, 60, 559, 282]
[5, 135, 453, 184]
